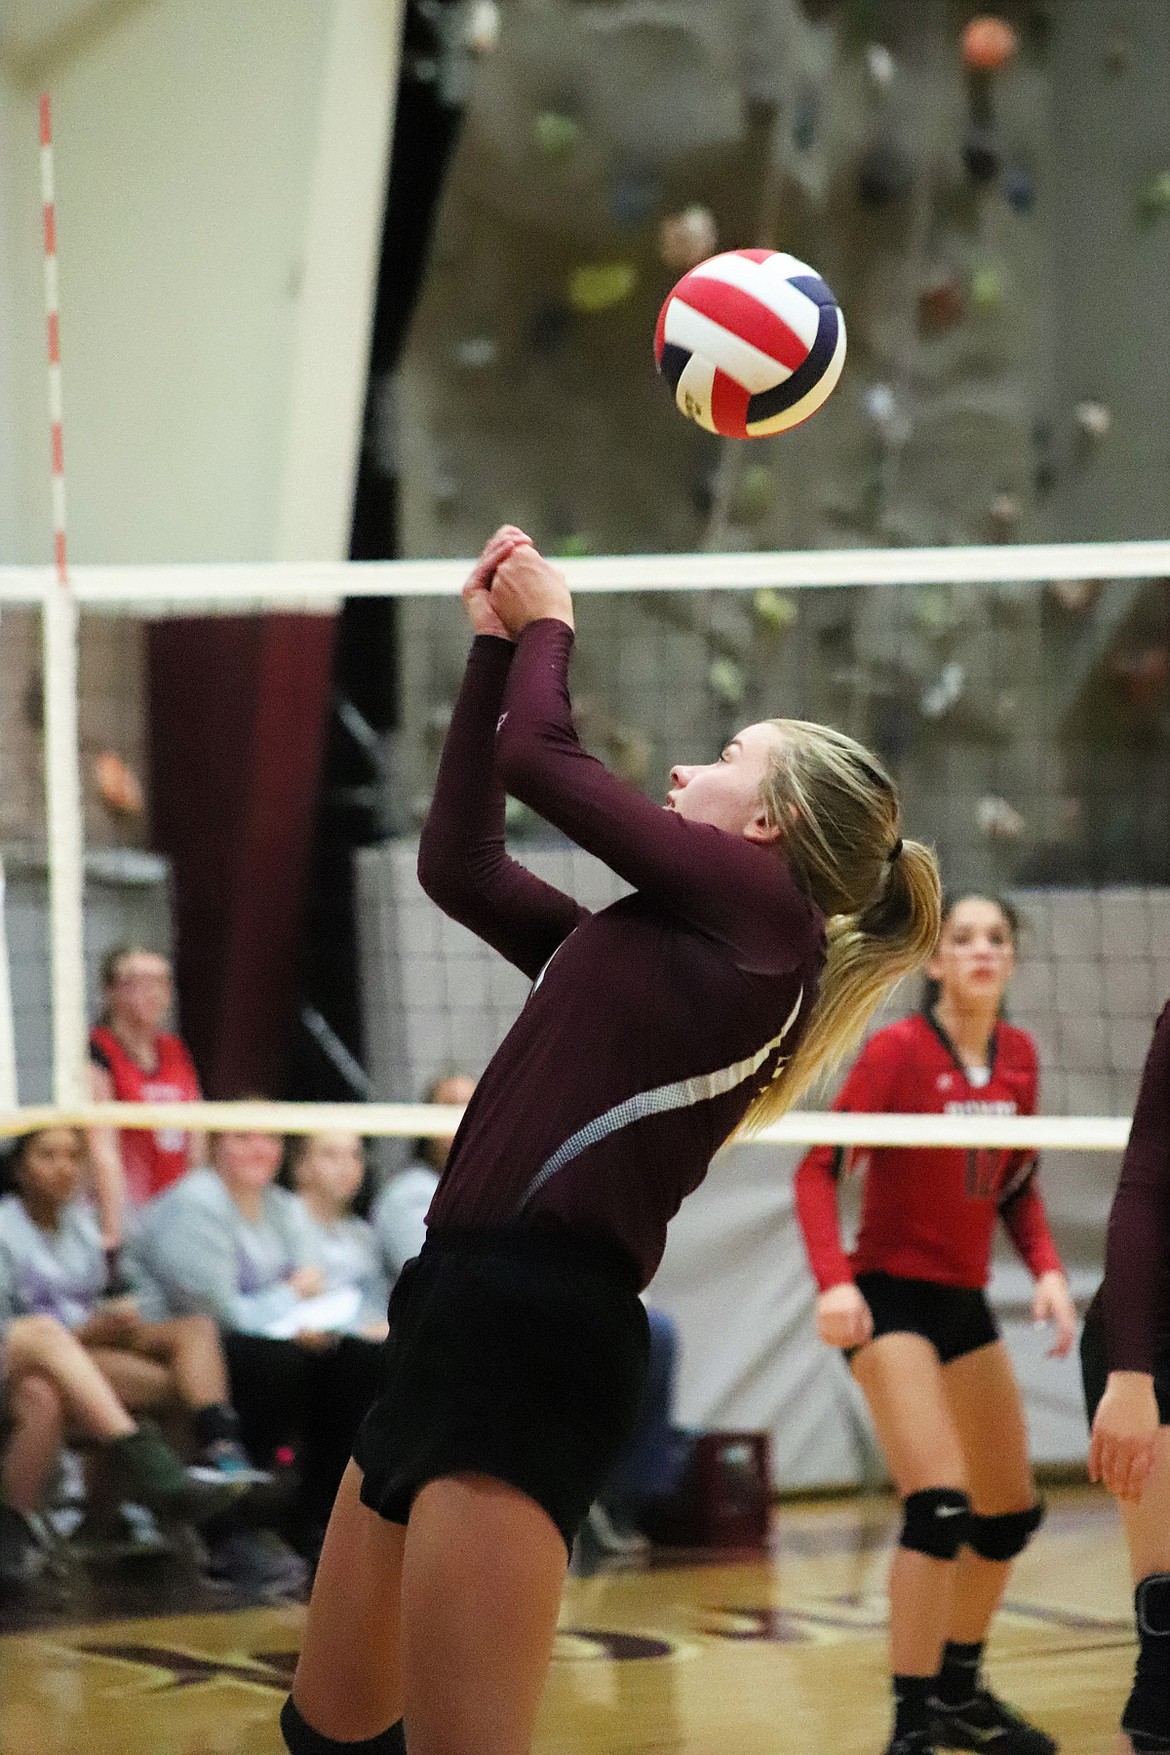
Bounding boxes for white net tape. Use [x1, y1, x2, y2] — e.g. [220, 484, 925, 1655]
[3, 537, 1170, 609]
[0, 1101, 1128, 1151]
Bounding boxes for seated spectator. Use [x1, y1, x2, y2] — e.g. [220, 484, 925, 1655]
[285, 1132, 388, 1337]
[371, 1072, 473, 1280]
[0, 1128, 250, 1477]
[0, 1128, 262, 1584]
[130, 1127, 387, 1555]
[88, 946, 204, 1250]
[0, 1309, 225, 1589]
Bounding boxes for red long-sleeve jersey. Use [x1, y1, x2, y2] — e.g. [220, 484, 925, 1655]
[794, 1012, 1064, 1292]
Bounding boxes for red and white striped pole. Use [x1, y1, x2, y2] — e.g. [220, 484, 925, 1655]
[38, 93, 88, 1111]
[41, 94, 68, 587]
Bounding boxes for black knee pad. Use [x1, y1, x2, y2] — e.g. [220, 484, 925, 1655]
[281, 1698, 406, 1755]
[1123, 1575, 1170, 1751]
[900, 1488, 971, 1559]
[966, 1501, 1044, 1562]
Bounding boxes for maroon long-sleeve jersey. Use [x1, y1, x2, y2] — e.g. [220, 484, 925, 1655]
[1097, 1000, 1170, 1374]
[794, 1011, 1063, 1292]
[420, 622, 825, 1288]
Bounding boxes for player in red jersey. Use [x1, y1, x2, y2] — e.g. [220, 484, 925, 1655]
[88, 947, 206, 1248]
[1081, 999, 1170, 1755]
[795, 894, 1078, 1755]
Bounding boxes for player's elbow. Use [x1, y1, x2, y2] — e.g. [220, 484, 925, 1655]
[417, 822, 461, 907]
[493, 727, 557, 811]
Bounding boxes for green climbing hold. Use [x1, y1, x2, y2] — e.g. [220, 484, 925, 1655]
[568, 263, 638, 312]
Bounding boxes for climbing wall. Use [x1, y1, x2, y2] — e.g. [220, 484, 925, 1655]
[391, 0, 1170, 889]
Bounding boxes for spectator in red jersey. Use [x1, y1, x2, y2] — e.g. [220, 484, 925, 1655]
[88, 946, 206, 1250]
[794, 893, 1077, 1755]
[1081, 1000, 1170, 1755]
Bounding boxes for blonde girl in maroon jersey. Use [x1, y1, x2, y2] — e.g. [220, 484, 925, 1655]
[281, 527, 941, 1755]
[796, 895, 1078, 1755]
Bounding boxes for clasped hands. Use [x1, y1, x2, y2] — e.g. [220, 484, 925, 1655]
[462, 525, 575, 643]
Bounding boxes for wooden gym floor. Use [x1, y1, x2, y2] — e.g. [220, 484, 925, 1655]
[0, 1485, 1137, 1755]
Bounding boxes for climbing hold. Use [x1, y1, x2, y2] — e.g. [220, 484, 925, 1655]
[962, 17, 1018, 72]
[1074, 400, 1112, 441]
[659, 206, 718, 272]
[567, 263, 638, 312]
[963, 128, 1001, 184]
[532, 112, 581, 159]
[857, 139, 914, 206]
[708, 657, 746, 707]
[865, 43, 896, 88]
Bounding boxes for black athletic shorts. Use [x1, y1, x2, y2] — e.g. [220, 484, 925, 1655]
[1079, 1291, 1170, 1426]
[352, 1228, 650, 1554]
[849, 1270, 1000, 1365]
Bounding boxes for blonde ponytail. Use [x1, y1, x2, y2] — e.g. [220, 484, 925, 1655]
[736, 723, 942, 1136]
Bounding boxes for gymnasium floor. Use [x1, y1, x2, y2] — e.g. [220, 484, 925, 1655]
[0, 1486, 1135, 1755]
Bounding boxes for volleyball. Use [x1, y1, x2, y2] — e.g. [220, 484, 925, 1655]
[654, 249, 846, 438]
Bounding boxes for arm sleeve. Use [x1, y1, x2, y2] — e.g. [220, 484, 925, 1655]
[138, 1202, 301, 1334]
[793, 1031, 904, 1292]
[997, 1040, 1064, 1279]
[494, 620, 811, 973]
[417, 634, 586, 980]
[1102, 1004, 1170, 1372]
[1000, 1173, 1065, 1278]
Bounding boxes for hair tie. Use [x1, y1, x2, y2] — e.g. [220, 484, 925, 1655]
[888, 837, 904, 863]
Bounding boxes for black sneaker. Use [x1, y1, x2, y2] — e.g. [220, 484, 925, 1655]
[884, 1732, 936, 1755]
[203, 1529, 309, 1600]
[68, 1502, 173, 1564]
[930, 1688, 1058, 1755]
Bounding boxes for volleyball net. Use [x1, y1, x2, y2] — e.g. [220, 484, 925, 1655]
[1, 537, 1167, 1155]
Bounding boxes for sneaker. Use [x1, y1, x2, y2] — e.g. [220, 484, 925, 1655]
[885, 1736, 935, 1755]
[108, 1422, 243, 1524]
[583, 1502, 650, 1558]
[203, 1528, 309, 1600]
[0, 1504, 44, 1586]
[68, 1501, 172, 1564]
[930, 1688, 1058, 1755]
[187, 1440, 273, 1489]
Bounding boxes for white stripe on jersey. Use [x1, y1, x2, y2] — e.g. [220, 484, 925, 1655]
[516, 988, 803, 1211]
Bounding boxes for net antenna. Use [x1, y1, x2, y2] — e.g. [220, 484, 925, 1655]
[39, 92, 88, 1109]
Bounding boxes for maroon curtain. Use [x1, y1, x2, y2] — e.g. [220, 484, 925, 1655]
[147, 614, 337, 1098]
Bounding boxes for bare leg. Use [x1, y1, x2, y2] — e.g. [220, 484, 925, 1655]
[852, 1333, 968, 1678]
[5, 1316, 135, 1440]
[128, 1316, 230, 1409]
[942, 1340, 1037, 1641]
[401, 1474, 568, 1755]
[1114, 1431, 1170, 1755]
[293, 1465, 569, 1755]
[85, 1348, 173, 1413]
[292, 1461, 406, 1741]
[2, 1373, 65, 1513]
[1120, 1429, 1170, 1582]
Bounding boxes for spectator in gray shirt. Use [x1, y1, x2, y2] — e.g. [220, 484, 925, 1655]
[132, 1126, 385, 1555]
[371, 1073, 474, 1282]
[286, 1132, 388, 1337]
[0, 1127, 250, 1481]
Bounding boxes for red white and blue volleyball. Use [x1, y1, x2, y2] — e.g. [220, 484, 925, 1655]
[654, 249, 846, 438]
